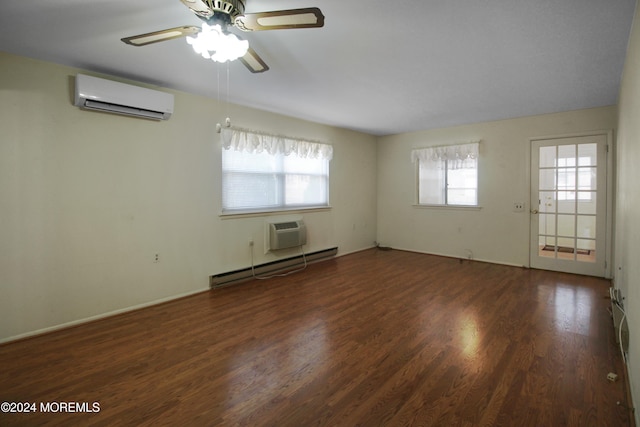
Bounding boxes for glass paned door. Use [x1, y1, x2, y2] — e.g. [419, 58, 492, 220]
[530, 135, 607, 276]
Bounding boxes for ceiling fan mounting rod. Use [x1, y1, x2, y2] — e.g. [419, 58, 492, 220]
[203, 0, 245, 20]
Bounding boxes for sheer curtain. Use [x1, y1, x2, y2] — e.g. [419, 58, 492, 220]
[221, 127, 333, 160]
[411, 141, 479, 170]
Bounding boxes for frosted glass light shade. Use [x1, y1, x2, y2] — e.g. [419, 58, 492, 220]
[186, 23, 249, 63]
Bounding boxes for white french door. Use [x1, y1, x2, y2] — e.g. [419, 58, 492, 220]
[529, 134, 609, 277]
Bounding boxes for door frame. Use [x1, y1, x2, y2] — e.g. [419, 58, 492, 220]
[527, 130, 614, 278]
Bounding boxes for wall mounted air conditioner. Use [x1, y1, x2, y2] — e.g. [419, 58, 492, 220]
[269, 220, 307, 250]
[74, 74, 174, 120]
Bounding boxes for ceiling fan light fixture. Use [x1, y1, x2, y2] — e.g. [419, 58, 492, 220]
[186, 23, 248, 63]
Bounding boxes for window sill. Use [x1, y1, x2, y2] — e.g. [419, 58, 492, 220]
[413, 204, 482, 211]
[220, 206, 332, 219]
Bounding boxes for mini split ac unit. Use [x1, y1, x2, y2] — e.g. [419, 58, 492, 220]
[269, 220, 307, 250]
[74, 74, 174, 120]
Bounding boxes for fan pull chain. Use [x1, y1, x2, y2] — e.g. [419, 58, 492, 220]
[225, 61, 231, 128]
[216, 62, 222, 133]
[215, 61, 233, 132]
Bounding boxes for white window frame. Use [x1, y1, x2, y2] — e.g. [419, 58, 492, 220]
[220, 127, 332, 215]
[412, 141, 480, 208]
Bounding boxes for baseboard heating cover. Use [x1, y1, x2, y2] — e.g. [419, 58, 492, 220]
[210, 247, 338, 289]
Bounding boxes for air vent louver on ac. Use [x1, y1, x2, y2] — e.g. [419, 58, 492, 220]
[274, 222, 299, 230]
[269, 220, 307, 250]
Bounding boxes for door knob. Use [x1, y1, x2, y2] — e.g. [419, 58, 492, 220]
[531, 209, 539, 214]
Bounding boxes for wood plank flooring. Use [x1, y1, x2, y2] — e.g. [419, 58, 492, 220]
[0, 249, 633, 426]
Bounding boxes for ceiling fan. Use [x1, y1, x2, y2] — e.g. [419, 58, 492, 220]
[121, 0, 325, 73]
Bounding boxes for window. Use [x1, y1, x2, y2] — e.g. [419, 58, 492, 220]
[221, 128, 332, 214]
[555, 149, 596, 201]
[412, 141, 479, 206]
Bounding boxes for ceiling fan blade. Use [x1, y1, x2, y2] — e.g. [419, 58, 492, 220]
[235, 7, 324, 31]
[121, 26, 200, 46]
[239, 47, 269, 73]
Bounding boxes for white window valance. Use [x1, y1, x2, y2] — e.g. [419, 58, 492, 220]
[221, 127, 333, 160]
[411, 141, 479, 170]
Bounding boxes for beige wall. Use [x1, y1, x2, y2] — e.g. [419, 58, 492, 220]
[376, 107, 617, 267]
[615, 1, 640, 423]
[0, 52, 378, 342]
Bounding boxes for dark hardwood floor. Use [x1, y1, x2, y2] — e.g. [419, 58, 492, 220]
[0, 249, 633, 426]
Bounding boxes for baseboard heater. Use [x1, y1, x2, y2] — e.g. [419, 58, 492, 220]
[209, 247, 338, 289]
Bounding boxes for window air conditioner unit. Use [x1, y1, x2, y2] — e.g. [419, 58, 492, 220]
[74, 74, 174, 120]
[269, 220, 307, 250]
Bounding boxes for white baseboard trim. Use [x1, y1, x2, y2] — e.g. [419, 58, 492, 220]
[0, 287, 209, 345]
[1, 246, 520, 345]
[389, 246, 527, 269]
[621, 335, 638, 426]
[336, 245, 377, 257]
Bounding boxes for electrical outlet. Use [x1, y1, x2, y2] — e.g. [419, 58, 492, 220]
[513, 202, 525, 212]
[154, 253, 159, 263]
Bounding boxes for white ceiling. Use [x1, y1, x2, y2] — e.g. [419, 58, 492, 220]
[0, 0, 636, 136]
